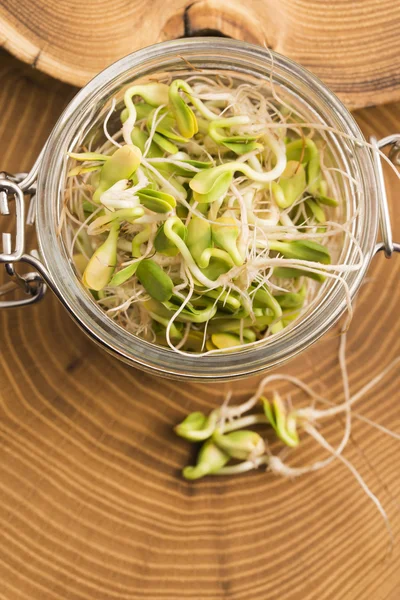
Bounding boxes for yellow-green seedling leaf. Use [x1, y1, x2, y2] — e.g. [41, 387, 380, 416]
[273, 266, 325, 283]
[241, 328, 257, 342]
[109, 262, 140, 287]
[285, 137, 321, 194]
[208, 317, 251, 335]
[163, 298, 218, 324]
[137, 189, 176, 213]
[318, 179, 328, 196]
[206, 339, 218, 351]
[157, 158, 212, 178]
[73, 253, 89, 274]
[125, 83, 169, 108]
[272, 161, 307, 209]
[152, 132, 179, 154]
[211, 333, 244, 349]
[93, 145, 142, 203]
[143, 298, 174, 321]
[131, 127, 163, 158]
[251, 285, 283, 320]
[208, 117, 261, 155]
[121, 102, 155, 124]
[270, 320, 284, 334]
[88, 207, 144, 235]
[175, 410, 218, 442]
[68, 151, 110, 162]
[262, 393, 299, 448]
[305, 198, 326, 223]
[147, 108, 189, 143]
[183, 440, 230, 480]
[307, 154, 321, 195]
[200, 257, 232, 281]
[132, 225, 152, 258]
[176, 204, 189, 219]
[282, 310, 301, 326]
[182, 331, 205, 353]
[130, 127, 147, 151]
[275, 284, 307, 310]
[269, 240, 331, 264]
[211, 217, 243, 266]
[136, 258, 174, 303]
[190, 167, 232, 203]
[152, 318, 182, 341]
[208, 314, 272, 335]
[193, 172, 233, 204]
[200, 288, 241, 312]
[197, 248, 234, 270]
[82, 200, 97, 214]
[68, 164, 101, 178]
[222, 140, 262, 155]
[285, 137, 318, 164]
[317, 194, 339, 207]
[169, 80, 198, 138]
[154, 218, 187, 256]
[82, 223, 119, 291]
[186, 217, 212, 265]
[212, 429, 265, 461]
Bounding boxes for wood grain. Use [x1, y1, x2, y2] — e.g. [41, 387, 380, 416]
[0, 49, 399, 599]
[1, 0, 400, 108]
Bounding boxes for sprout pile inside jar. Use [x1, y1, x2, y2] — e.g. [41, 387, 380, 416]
[63, 71, 356, 355]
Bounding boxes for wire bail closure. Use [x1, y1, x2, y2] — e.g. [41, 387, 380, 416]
[371, 135, 400, 257]
[0, 171, 47, 308]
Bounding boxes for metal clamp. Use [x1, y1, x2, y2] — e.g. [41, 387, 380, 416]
[0, 163, 47, 309]
[0, 178, 25, 263]
[371, 135, 400, 257]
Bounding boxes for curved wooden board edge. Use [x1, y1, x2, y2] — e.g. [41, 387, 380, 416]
[1, 0, 400, 109]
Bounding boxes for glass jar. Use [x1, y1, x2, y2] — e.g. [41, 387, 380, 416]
[0, 38, 398, 381]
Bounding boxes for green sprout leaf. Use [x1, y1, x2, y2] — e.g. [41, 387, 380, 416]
[131, 127, 163, 158]
[275, 284, 307, 309]
[271, 161, 307, 209]
[82, 223, 119, 291]
[262, 393, 299, 447]
[169, 80, 199, 138]
[269, 240, 331, 264]
[137, 189, 176, 213]
[208, 117, 261, 155]
[273, 267, 326, 282]
[136, 259, 174, 302]
[251, 285, 283, 320]
[186, 217, 212, 265]
[183, 440, 230, 480]
[192, 169, 233, 204]
[88, 207, 144, 235]
[211, 217, 243, 266]
[147, 108, 189, 143]
[154, 218, 187, 256]
[132, 225, 152, 258]
[212, 429, 265, 461]
[93, 146, 142, 203]
[175, 410, 218, 441]
[109, 262, 140, 287]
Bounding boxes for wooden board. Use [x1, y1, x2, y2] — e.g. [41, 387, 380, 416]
[1, 0, 400, 109]
[0, 49, 399, 599]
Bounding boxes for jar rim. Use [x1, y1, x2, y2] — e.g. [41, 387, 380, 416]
[35, 38, 378, 380]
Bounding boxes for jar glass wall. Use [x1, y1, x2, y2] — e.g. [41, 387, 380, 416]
[35, 38, 378, 380]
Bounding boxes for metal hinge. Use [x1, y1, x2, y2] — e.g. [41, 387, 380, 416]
[371, 135, 400, 257]
[0, 166, 47, 308]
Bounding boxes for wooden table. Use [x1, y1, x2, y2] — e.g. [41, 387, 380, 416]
[0, 49, 399, 599]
